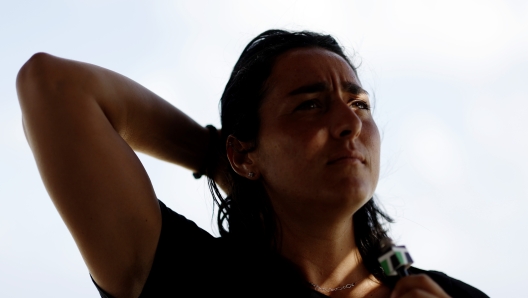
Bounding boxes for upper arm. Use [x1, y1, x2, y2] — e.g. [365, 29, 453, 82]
[17, 53, 162, 297]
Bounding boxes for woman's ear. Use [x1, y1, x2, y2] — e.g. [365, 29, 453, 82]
[226, 135, 259, 180]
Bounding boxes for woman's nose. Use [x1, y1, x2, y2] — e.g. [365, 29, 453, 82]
[330, 98, 362, 140]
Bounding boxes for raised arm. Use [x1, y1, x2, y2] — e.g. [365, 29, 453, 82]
[16, 53, 210, 297]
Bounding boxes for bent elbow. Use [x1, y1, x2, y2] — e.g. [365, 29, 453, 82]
[18, 52, 57, 91]
[17, 52, 53, 88]
[17, 52, 88, 106]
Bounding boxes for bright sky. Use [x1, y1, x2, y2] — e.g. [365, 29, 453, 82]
[1, 0, 527, 297]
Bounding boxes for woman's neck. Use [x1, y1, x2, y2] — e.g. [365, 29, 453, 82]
[275, 208, 389, 297]
[278, 212, 363, 284]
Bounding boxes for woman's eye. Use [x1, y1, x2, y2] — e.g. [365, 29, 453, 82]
[350, 100, 370, 110]
[296, 100, 320, 110]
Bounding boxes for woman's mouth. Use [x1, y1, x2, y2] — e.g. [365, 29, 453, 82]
[327, 151, 365, 165]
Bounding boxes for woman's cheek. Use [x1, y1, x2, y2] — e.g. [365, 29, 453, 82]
[365, 120, 381, 193]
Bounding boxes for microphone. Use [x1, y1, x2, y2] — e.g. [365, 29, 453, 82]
[378, 237, 414, 277]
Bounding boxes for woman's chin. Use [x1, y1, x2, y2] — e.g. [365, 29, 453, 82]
[310, 184, 373, 212]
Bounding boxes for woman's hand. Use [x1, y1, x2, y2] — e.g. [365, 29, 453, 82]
[391, 275, 451, 298]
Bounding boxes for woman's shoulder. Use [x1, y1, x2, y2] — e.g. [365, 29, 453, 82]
[408, 267, 489, 298]
[92, 199, 221, 298]
[156, 199, 214, 240]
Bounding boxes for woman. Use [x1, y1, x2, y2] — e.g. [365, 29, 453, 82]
[17, 30, 487, 297]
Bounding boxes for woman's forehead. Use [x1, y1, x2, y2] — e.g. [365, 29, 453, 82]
[266, 47, 359, 95]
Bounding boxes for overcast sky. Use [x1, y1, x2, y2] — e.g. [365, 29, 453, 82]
[1, 0, 527, 297]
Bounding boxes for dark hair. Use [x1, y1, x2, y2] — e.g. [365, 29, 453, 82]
[207, 29, 393, 282]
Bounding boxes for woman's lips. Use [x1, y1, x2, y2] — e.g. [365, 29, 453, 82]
[327, 152, 365, 165]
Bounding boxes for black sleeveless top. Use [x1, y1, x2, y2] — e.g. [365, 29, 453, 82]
[91, 200, 489, 297]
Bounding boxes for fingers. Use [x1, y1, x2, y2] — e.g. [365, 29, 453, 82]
[391, 274, 451, 298]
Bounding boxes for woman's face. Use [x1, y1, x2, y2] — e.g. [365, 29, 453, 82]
[251, 47, 380, 218]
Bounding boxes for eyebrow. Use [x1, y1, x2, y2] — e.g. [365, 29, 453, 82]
[288, 81, 369, 96]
